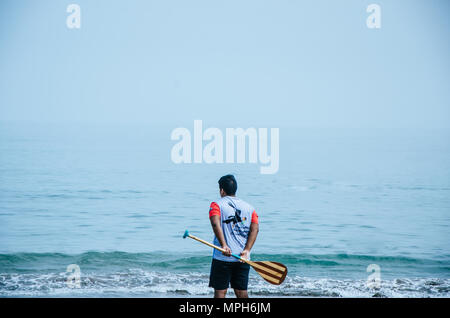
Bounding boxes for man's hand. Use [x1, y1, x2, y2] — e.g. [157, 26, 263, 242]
[221, 245, 232, 257]
[239, 249, 250, 262]
[210, 215, 231, 256]
[240, 222, 258, 263]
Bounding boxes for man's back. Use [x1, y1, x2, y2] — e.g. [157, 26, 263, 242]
[209, 196, 258, 262]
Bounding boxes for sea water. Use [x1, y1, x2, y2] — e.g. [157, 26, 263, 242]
[0, 122, 449, 297]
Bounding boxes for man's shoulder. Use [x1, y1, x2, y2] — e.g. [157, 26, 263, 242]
[231, 197, 255, 212]
[213, 196, 255, 211]
[214, 196, 234, 204]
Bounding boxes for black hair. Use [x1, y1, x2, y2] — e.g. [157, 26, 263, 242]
[218, 175, 237, 196]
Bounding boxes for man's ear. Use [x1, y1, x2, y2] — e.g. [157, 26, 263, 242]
[220, 189, 225, 197]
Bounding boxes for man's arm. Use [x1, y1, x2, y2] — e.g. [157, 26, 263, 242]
[241, 222, 259, 260]
[209, 215, 231, 256]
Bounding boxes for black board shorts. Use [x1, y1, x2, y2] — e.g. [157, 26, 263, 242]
[209, 258, 250, 290]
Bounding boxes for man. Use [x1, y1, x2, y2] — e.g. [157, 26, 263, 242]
[208, 174, 259, 298]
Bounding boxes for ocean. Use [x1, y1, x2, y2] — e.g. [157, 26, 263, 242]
[0, 122, 449, 297]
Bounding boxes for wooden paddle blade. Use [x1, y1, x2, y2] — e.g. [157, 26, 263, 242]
[249, 261, 288, 285]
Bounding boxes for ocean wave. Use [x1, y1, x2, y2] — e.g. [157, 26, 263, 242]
[1, 251, 448, 298]
[0, 269, 449, 298]
[1, 251, 448, 265]
[1, 251, 448, 275]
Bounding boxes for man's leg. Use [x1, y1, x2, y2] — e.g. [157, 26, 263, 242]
[230, 262, 250, 298]
[214, 289, 228, 298]
[209, 259, 232, 298]
[233, 289, 248, 298]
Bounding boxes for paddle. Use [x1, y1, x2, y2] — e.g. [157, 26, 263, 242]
[183, 230, 288, 285]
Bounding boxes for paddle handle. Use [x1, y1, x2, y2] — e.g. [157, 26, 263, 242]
[187, 234, 246, 262]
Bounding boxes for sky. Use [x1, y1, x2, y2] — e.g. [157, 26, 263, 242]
[0, 0, 449, 129]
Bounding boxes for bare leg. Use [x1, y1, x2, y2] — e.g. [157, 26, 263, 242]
[214, 289, 228, 298]
[234, 289, 248, 298]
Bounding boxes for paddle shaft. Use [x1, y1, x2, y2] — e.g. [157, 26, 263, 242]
[187, 234, 250, 264]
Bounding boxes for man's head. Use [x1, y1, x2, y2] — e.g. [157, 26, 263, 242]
[218, 174, 237, 197]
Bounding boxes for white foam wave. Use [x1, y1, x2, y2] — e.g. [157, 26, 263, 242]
[0, 270, 448, 298]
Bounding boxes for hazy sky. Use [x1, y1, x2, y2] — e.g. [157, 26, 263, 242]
[0, 0, 449, 128]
